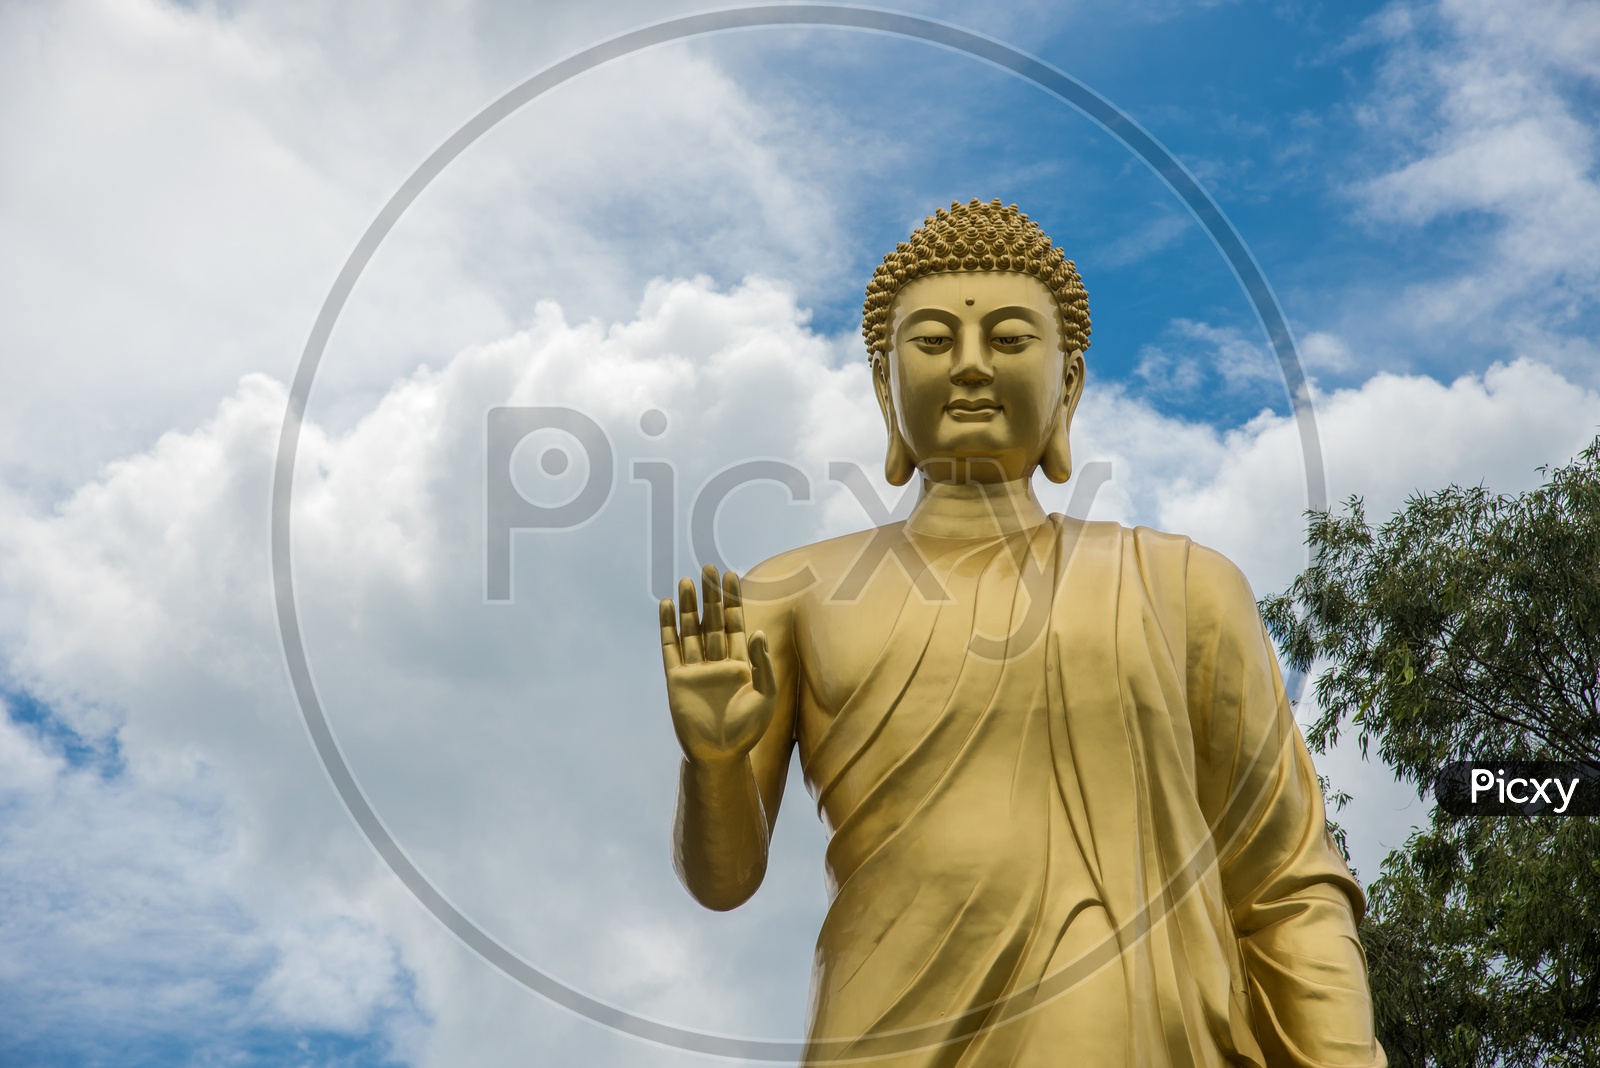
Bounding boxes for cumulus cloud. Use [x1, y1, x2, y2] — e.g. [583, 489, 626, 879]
[1, 276, 871, 1065]
[0, 0, 859, 502]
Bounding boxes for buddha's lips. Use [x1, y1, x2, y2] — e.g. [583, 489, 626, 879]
[946, 400, 1002, 421]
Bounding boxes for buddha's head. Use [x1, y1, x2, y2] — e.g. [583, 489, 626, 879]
[862, 198, 1090, 487]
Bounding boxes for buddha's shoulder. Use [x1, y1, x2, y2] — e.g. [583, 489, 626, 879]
[1063, 519, 1254, 598]
[1053, 516, 1194, 555]
[742, 523, 907, 596]
[1118, 523, 1259, 615]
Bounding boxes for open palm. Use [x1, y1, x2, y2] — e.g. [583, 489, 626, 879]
[660, 566, 778, 765]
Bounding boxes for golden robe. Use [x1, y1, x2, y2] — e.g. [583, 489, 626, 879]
[797, 517, 1383, 1067]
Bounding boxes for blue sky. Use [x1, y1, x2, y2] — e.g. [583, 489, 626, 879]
[2, 1, 1598, 1065]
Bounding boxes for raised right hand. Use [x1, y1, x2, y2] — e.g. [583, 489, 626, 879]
[660, 565, 778, 766]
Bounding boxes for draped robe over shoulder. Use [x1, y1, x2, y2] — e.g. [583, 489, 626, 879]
[795, 516, 1383, 1068]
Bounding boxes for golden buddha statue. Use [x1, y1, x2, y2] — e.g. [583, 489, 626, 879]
[657, 199, 1384, 1067]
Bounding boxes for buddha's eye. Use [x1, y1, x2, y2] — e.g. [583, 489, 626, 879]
[990, 334, 1036, 350]
[912, 335, 953, 350]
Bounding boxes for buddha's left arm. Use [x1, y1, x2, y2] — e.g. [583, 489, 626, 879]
[1186, 545, 1386, 1068]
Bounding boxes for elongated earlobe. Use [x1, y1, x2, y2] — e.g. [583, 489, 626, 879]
[1042, 348, 1085, 483]
[885, 426, 915, 486]
[1040, 417, 1072, 483]
[872, 354, 916, 486]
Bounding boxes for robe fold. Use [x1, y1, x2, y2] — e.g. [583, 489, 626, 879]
[797, 517, 1384, 1068]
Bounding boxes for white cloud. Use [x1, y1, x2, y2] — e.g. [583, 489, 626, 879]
[1350, 0, 1600, 377]
[1132, 318, 1277, 398]
[0, 695, 415, 1061]
[0, 275, 868, 1065]
[1299, 330, 1356, 373]
[1049, 355, 1600, 605]
[0, 0, 859, 503]
[1092, 206, 1192, 268]
[251, 911, 407, 1033]
[1159, 357, 1599, 596]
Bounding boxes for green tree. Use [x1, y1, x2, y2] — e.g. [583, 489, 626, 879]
[1261, 436, 1600, 1067]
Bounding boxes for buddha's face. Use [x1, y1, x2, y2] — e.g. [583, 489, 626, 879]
[876, 271, 1084, 484]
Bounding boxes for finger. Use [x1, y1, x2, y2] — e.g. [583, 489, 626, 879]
[678, 577, 703, 664]
[724, 571, 747, 662]
[701, 564, 726, 661]
[659, 598, 682, 671]
[749, 630, 777, 697]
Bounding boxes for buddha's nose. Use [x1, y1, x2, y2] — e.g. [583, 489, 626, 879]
[940, 350, 992, 383]
[950, 341, 995, 386]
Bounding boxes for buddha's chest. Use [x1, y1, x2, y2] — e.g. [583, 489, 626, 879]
[791, 571, 1056, 823]
[791, 548, 1044, 747]
[794, 577, 911, 720]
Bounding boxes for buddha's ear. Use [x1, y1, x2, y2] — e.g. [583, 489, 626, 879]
[872, 353, 916, 486]
[1040, 349, 1086, 484]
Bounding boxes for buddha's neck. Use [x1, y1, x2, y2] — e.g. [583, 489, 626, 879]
[905, 475, 1048, 539]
